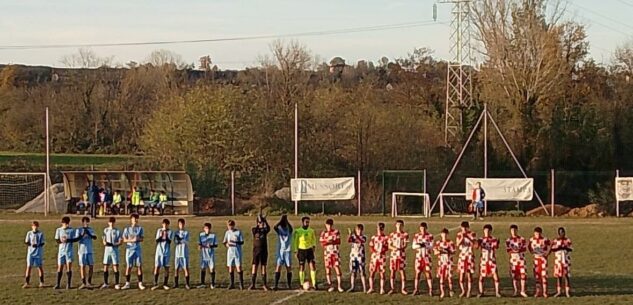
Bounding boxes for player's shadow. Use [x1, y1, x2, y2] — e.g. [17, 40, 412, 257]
[552, 275, 633, 296]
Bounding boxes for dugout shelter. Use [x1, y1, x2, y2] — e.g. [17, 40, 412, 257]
[62, 171, 193, 214]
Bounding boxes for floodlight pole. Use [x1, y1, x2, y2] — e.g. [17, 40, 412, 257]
[483, 103, 488, 216]
[294, 102, 299, 215]
[45, 107, 50, 217]
[231, 171, 235, 216]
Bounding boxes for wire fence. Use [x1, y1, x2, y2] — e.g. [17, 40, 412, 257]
[190, 168, 632, 217]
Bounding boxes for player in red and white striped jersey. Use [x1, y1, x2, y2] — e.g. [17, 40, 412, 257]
[367, 223, 388, 295]
[477, 224, 501, 298]
[387, 220, 409, 295]
[506, 224, 528, 298]
[528, 227, 550, 298]
[456, 221, 476, 298]
[411, 222, 434, 296]
[551, 227, 572, 298]
[434, 228, 455, 299]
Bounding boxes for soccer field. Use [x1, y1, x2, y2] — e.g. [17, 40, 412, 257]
[2, 213, 633, 305]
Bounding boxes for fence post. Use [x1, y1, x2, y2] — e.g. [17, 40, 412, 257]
[424, 169, 429, 218]
[616, 169, 620, 217]
[381, 171, 386, 216]
[551, 169, 555, 217]
[357, 170, 361, 217]
[231, 171, 235, 216]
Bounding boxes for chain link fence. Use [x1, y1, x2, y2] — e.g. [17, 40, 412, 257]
[191, 167, 631, 217]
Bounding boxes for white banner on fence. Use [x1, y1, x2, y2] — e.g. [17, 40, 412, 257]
[616, 177, 633, 202]
[465, 178, 534, 201]
[291, 177, 356, 201]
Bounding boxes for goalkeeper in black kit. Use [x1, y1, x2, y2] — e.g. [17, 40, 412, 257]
[249, 214, 271, 291]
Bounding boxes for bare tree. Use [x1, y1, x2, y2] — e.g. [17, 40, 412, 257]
[269, 40, 313, 105]
[145, 49, 186, 69]
[614, 41, 633, 75]
[471, 0, 588, 167]
[60, 48, 114, 68]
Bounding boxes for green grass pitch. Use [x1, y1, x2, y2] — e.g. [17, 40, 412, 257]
[1, 213, 632, 305]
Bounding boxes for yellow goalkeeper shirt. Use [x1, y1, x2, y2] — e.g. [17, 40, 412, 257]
[292, 227, 316, 251]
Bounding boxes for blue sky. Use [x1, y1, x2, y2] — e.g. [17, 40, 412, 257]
[1, 0, 631, 69]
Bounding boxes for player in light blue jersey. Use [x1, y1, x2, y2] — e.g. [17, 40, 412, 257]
[23, 221, 45, 288]
[151, 219, 173, 291]
[77, 216, 97, 289]
[121, 213, 146, 290]
[273, 215, 293, 290]
[223, 219, 244, 290]
[101, 217, 122, 289]
[174, 218, 191, 289]
[54, 216, 80, 289]
[197, 222, 218, 289]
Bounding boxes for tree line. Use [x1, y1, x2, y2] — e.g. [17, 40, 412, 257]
[1, 0, 632, 210]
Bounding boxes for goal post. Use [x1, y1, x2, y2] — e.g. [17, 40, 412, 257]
[0, 172, 55, 214]
[436, 193, 470, 218]
[391, 192, 431, 218]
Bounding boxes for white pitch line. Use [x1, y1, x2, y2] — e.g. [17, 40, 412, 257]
[269, 290, 306, 305]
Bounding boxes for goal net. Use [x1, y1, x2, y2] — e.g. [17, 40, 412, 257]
[0, 173, 61, 213]
[436, 193, 472, 218]
[391, 192, 431, 218]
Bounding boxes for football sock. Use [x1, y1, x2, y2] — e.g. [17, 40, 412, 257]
[287, 272, 292, 287]
[274, 272, 280, 287]
[104, 271, 109, 285]
[201, 270, 206, 284]
[310, 271, 317, 286]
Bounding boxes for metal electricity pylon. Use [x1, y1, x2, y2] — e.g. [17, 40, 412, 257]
[438, 0, 474, 146]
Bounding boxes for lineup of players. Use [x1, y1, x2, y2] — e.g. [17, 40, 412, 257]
[22, 215, 573, 298]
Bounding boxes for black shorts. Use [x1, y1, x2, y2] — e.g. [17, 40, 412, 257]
[297, 249, 315, 265]
[252, 248, 268, 265]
